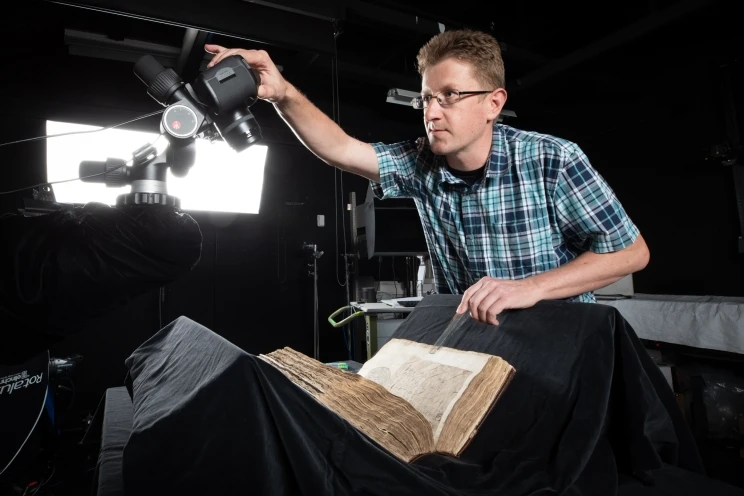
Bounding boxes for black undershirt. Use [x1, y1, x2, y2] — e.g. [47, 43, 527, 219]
[447, 163, 487, 187]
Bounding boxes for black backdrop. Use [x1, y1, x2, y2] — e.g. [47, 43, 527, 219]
[1, 1, 742, 410]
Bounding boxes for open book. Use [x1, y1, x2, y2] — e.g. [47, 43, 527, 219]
[259, 338, 515, 462]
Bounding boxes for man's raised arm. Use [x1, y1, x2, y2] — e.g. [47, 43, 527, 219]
[206, 44, 380, 182]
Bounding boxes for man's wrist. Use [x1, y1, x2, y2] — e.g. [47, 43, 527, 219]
[274, 82, 299, 110]
[527, 274, 550, 302]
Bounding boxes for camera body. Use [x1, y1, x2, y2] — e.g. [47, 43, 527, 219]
[135, 54, 262, 151]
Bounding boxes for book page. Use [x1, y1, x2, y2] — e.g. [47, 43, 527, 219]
[358, 338, 491, 443]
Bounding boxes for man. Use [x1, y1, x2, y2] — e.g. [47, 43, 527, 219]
[205, 29, 650, 325]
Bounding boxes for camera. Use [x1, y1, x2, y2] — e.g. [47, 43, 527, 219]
[79, 54, 262, 208]
[134, 54, 262, 151]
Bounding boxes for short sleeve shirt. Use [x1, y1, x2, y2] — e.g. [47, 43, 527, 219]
[369, 124, 640, 302]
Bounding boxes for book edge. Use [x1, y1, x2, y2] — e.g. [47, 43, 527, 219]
[259, 347, 436, 462]
[451, 363, 517, 457]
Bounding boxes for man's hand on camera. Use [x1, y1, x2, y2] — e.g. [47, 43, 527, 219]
[205, 45, 288, 103]
[456, 276, 543, 325]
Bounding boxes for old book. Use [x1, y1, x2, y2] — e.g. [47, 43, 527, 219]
[259, 338, 515, 463]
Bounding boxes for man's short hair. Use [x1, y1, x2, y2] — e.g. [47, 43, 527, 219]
[416, 29, 505, 90]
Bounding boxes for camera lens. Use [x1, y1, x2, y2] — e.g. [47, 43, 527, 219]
[213, 109, 262, 153]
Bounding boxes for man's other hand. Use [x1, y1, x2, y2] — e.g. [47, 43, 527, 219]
[456, 277, 544, 325]
[204, 44, 288, 103]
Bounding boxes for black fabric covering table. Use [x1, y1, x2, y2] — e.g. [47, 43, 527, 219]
[121, 295, 744, 496]
[88, 387, 133, 496]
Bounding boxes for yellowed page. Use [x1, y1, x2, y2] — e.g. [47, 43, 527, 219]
[358, 338, 491, 443]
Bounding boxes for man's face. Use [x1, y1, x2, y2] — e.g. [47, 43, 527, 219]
[421, 58, 499, 158]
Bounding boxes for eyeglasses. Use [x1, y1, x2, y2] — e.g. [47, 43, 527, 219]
[411, 90, 494, 109]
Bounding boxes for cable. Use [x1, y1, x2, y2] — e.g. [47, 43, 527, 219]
[213, 230, 218, 332]
[392, 257, 399, 297]
[28, 463, 55, 495]
[0, 109, 165, 148]
[277, 205, 287, 284]
[331, 21, 355, 359]
[0, 131, 164, 196]
[377, 257, 382, 291]
[332, 22, 347, 288]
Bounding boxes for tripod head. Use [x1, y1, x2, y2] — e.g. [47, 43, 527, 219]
[78, 53, 262, 208]
[78, 134, 195, 208]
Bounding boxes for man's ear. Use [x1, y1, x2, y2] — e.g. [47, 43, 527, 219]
[487, 88, 507, 121]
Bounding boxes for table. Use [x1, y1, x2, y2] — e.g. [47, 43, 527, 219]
[599, 294, 744, 356]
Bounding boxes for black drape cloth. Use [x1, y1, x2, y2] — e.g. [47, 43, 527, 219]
[121, 295, 744, 496]
[0, 203, 202, 365]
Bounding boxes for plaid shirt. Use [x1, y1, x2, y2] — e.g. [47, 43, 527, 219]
[370, 124, 640, 303]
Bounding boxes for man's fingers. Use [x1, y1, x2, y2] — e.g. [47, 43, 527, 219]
[476, 291, 501, 324]
[203, 47, 275, 81]
[207, 48, 241, 68]
[456, 292, 470, 314]
[204, 44, 226, 54]
[468, 283, 494, 322]
[457, 280, 483, 314]
[208, 49, 231, 67]
[456, 288, 470, 314]
[486, 300, 507, 326]
[204, 45, 229, 65]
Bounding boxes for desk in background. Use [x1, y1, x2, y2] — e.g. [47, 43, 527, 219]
[328, 299, 419, 360]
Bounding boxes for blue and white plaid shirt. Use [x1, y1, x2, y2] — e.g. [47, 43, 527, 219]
[370, 124, 640, 303]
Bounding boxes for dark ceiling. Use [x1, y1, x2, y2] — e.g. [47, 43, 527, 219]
[4, 0, 743, 137]
[33, 0, 742, 91]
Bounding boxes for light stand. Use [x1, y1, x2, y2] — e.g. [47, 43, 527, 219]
[303, 242, 324, 360]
